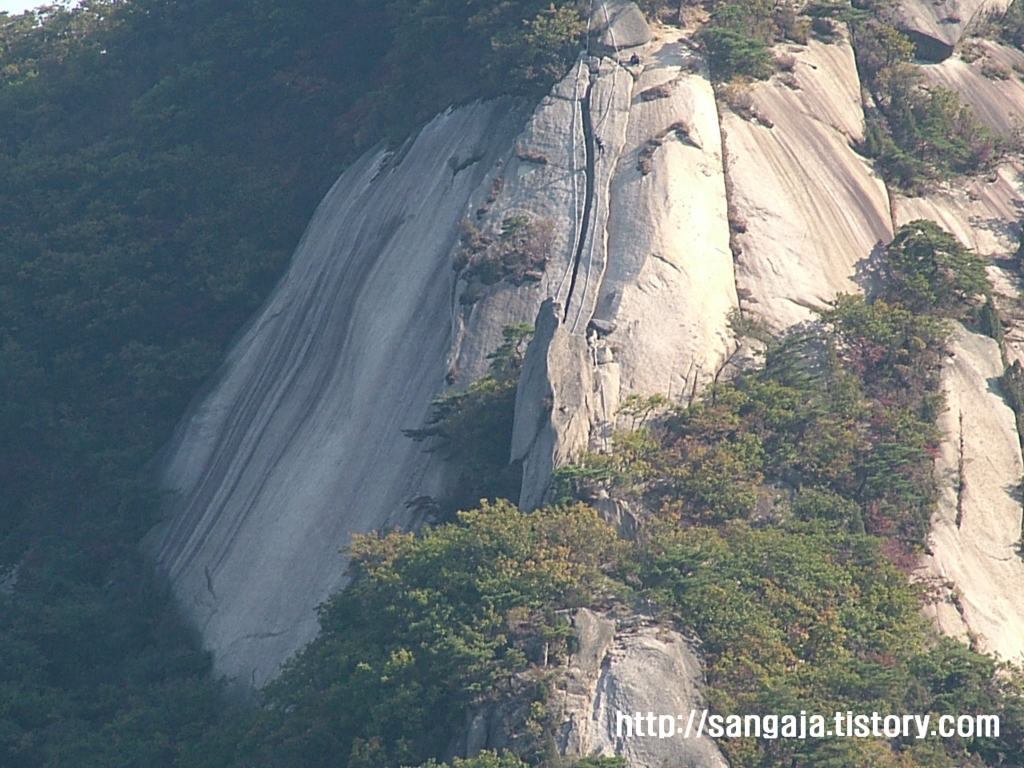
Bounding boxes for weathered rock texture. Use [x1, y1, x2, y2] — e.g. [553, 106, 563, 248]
[557, 611, 728, 767]
[151, 0, 1024, 715]
[511, 300, 595, 511]
[725, 34, 892, 332]
[893, 0, 1010, 61]
[918, 40, 1024, 136]
[590, 0, 653, 52]
[451, 610, 728, 767]
[148, 101, 525, 689]
[918, 325, 1024, 664]
[893, 166, 1024, 660]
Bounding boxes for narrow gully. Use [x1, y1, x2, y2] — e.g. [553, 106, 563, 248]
[564, 76, 597, 322]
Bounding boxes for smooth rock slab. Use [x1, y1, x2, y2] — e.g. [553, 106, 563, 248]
[918, 325, 1024, 664]
[917, 40, 1024, 136]
[725, 35, 893, 333]
[148, 101, 523, 689]
[893, 0, 1010, 61]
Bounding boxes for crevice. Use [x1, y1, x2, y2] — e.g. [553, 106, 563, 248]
[955, 412, 966, 529]
[564, 76, 597, 322]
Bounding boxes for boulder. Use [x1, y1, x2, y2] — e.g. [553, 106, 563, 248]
[893, 0, 1010, 62]
[590, 0, 653, 52]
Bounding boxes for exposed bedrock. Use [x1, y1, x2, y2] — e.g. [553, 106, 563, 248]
[451, 610, 728, 767]
[148, 100, 525, 689]
[560, 611, 728, 767]
[511, 299, 596, 512]
[725, 33, 893, 333]
[893, 0, 1010, 61]
[917, 41, 1024, 136]
[892, 165, 1024, 660]
[917, 325, 1024, 664]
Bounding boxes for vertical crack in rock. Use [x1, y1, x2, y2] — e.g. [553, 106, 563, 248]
[956, 411, 966, 529]
[564, 76, 598, 322]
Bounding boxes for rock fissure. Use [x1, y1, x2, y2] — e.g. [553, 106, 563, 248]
[564, 76, 598, 323]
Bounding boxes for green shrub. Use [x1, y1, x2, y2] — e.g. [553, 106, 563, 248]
[405, 324, 533, 516]
[256, 501, 622, 768]
[884, 220, 990, 317]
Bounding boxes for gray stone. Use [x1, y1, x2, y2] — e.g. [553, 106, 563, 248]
[894, 0, 1010, 61]
[590, 0, 653, 52]
[146, 100, 524, 690]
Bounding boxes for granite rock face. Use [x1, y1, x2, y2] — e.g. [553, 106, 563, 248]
[893, 0, 1010, 61]
[453, 610, 729, 767]
[148, 101, 525, 690]
[562, 616, 729, 768]
[918, 325, 1024, 664]
[151, 0, 1024, 729]
[725, 34, 892, 332]
[917, 40, 1024, 136]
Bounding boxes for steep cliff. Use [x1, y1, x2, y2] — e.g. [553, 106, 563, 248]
[150, 1, 1024, 762]
[148, 101, 525, 689]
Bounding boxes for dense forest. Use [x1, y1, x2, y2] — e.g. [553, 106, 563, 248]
[2, 0, 1024, 766]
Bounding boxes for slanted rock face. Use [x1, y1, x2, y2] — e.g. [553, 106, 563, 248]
[917, 41, 1024, 136]
[556, 610, 729, 768]
[511, 299, 595, 512]
[725, 34, 893, 332]
[893, 167, 1024, 660]
[918, 325, 1024, 664]
[893, 0, 1010, 61]
[148, 101, 525, 689]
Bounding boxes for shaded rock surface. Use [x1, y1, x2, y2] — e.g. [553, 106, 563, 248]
[148, 101, 525, 688]
[893, 0, 1010, 61]
[917, 325, 1024, 664]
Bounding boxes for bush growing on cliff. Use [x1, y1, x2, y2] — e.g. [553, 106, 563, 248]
[405, 324, 534, 516]
[454, 216, 554, 292]
[884, 220, 990, 317]
[253, 501, 622, 768]
[851, 20, 999, 186]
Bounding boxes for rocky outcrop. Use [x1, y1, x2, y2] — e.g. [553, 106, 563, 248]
[893, 166, 1024, 660]
[511, 299, 595, 511]
[557, 611, 728, 767]
[148, 0, 1024, 696]
[590, 0, 653, 53]
[725, 34, 892, 332]
[893, 0, 1010, 61]
[917, 40, 1024, 135]
[452, 610, 728, 767]
[147, 100, 525, 689]
[918, 325, 1024, 664]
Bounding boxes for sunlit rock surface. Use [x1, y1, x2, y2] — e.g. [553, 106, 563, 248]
[917, 40, 1024, 136]
[918, 325, 1024, 664]
[558, 610, 729, 767]
[725, 34, 892, 332]
[151, 0, 1024, 710]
